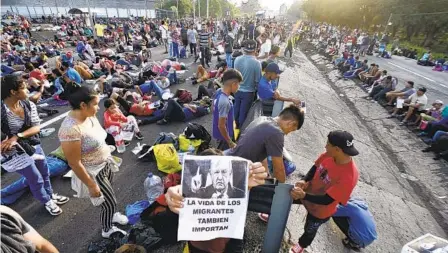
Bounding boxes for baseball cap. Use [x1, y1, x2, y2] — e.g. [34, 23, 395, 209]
[243, 39, 257, 53]
[328, 130, 359, 156]
[434, 100, 444, 105]
[265, 62, 283, 74]
[418, 87, 427, 93]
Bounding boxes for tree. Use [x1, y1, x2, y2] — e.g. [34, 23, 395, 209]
[287, 1, 302, 19]
[162, 0, 193, 17]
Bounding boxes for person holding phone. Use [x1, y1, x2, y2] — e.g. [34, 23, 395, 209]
[58, 86, 128, 238]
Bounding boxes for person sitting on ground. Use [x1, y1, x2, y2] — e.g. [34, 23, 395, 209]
[156, 97, 212, 125]
[103, 99, 144, 140]
[366, 75, 397, 102]
[60, 61, 82, 85]
[417, 50, 434, 66]
[191, 64, 210, 85]
[258, 62, 300, 108]
[422, 131, 448, 160]
[385, 81, 415, 106]
[73, 60, 95, 80]
[388, 87, 428, 126]
[56, 51, 74, 70]
[344, 59, 368, 79]
[165, 148, 268, 253]
[338, 54, 357, 73]
[412, 100, 444, 126]
[358, 63, 377, 82]
[364, 70, 387, 89]
[362, 66, 382, 88]
[196, 80, 219, 101]
[332, 198, 377, 251]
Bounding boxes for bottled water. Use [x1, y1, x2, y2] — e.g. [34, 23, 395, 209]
[188, 144, 195, 154]
[114, 132, 126, 153]
[143, 173, 163, 204]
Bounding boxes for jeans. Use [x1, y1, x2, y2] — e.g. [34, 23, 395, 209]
[189, 43, 197, 56]
[140, 80, 164, 99]
[226, 53, 232, 68]
[272, 100, 284, 117]
[433, 130, 448, 142]
[234, 91, 255, 128]
[16, 144, 53, 204]
[298, 213, 329, 248]
[165, 99, 186, 122]
[373, 87, 392, 101]
[168, 42, 173, 57]
[172, 42, 179, 58]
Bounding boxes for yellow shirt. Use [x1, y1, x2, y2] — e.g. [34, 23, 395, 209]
[95, 24, 105, 37]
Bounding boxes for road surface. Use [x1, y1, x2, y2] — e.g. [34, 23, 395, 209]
[2, 42, 448, 253]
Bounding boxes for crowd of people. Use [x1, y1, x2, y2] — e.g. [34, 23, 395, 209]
[1, 14, 379, 253]
[303, 22, 448, 161]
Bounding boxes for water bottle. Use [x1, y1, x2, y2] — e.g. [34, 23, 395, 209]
[143, 173, 164, 204]
[188, 144, 195, 154]
[114, 132, 126, 153]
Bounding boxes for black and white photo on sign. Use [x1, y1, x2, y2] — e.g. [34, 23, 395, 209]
[178, 155, 250, 241]
[182, 156, 247, 199]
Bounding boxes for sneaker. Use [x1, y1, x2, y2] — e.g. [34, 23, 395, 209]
[45, 200, 63, 216]
[124, 141, 131, 147]
[342, 238, 361, 252]
[156, 119, 169, 125]
[51, 193, 69, 205]
[258, 213, 269, 223]
[386, 115, 396, 119]
[135, 132, 144, 140]
[399, 121, 408, 126]
[101, 226, 127, 238]
[289, 243, 305, 253]
[112, 212, 129, 225]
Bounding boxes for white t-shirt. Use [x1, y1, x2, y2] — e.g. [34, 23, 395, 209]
[409, 93, 428, 108]
[159, 25, 168, 39]
[258, 40, 272, 58]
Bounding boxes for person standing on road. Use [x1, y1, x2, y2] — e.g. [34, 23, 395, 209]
[224, 30, 235, 68]
[58, 86, 128, 238]
[212, 69, 243, 150]
[289, 130, 359, 253]
[159, 20, 169, 54]
[1, 75, 69, 216]
[198, 23, 212, 68]
[233, 39, 262, 128]
[187, 25, 198, 57]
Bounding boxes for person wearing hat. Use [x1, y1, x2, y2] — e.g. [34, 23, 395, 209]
[289, 130, 359, 253]
[258, 62, 300, 116]
[388, 87, 428, 126]
[233, 39, 262, 129]
[412, 100, 444, 125]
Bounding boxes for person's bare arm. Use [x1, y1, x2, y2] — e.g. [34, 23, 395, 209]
[271, 156, 286, 183]
[273, 91, 300, 105]
[218, 117, 234, 147]
[23, 230, 59, 253]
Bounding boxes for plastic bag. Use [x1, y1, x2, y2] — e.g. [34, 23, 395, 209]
[87, 232, 126, 253]
[153, 144, 181, 174]
[126, 200, 150, 225]
[127, 223, 163, 251]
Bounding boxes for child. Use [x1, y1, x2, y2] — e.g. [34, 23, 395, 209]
[103, 99, 144, 140]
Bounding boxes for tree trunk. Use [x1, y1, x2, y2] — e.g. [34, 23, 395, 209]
[405, 25, 414, 41]
[391, 25, 398, 38]
[422, 26, 439, 47]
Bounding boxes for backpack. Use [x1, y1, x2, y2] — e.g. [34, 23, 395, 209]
[182, 123, 211, 153]
[175, 89, 192, 104]
[136, 132, 178, 161]
[153, 143, 181, 174]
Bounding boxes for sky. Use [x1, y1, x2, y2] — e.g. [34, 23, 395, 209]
[231, 0, 294, 10]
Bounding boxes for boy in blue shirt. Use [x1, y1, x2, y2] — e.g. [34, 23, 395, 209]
[258, 63, 300, 116]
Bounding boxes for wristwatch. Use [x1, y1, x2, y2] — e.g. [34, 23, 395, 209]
[17, 133, 24, 138]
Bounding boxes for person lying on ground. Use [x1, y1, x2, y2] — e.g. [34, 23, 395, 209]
[258, 62, 300, 105]
[134, 76, 169, 99]
[385, 81, 415, 106]
[103, 98, 144, 140]
[388, 87, 428, 126]
[110, 92, 156, 117]
[289, 130, 359, 253]
[156, 97, 212, 125]
[332, 198, 377, 251]
[0, 205, 60, 253]
[411, 100, 444, 126]
[165, 148, 268, 253]
[191, 64, 210, 85]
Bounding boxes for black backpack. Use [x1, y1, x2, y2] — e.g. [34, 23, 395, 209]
[182, 123, 211, 153]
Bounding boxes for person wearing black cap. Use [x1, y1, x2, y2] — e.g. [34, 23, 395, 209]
[258, 62, 300, 116]
[233, 39, 262, 129]
[289, 130, 359, 253]
[388, 87, 428, 126]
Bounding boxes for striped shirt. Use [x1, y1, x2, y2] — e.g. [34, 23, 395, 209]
[198, 31, 211, 47]
[4, 101, 40, 135]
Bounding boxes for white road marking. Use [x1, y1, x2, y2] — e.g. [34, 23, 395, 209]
[387, 62, 448, 88]
[40, 111, 69, 128]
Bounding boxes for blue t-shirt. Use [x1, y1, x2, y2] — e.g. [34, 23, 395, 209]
[346, 57, 355, 66]
[333, 199, 377, 248]
[234, 55, 262, 93]
[183, 106, 208, 121]
[258, 76, 275, 100]
[66, 68, 82, 84]
[116, 59, 131, 68]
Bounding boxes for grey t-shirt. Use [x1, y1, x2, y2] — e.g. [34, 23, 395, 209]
[229, 116, 284, 162]
[217, 93, 232, 118]
[0, 205, 35, 253]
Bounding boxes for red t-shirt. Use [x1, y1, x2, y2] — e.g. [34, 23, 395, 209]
[302, 152, 359, 219]
[129, 103, 154, 116]
[29, 69, 46, 81]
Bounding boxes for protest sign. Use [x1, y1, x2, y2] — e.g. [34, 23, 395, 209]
[178, 155, 249, 241]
